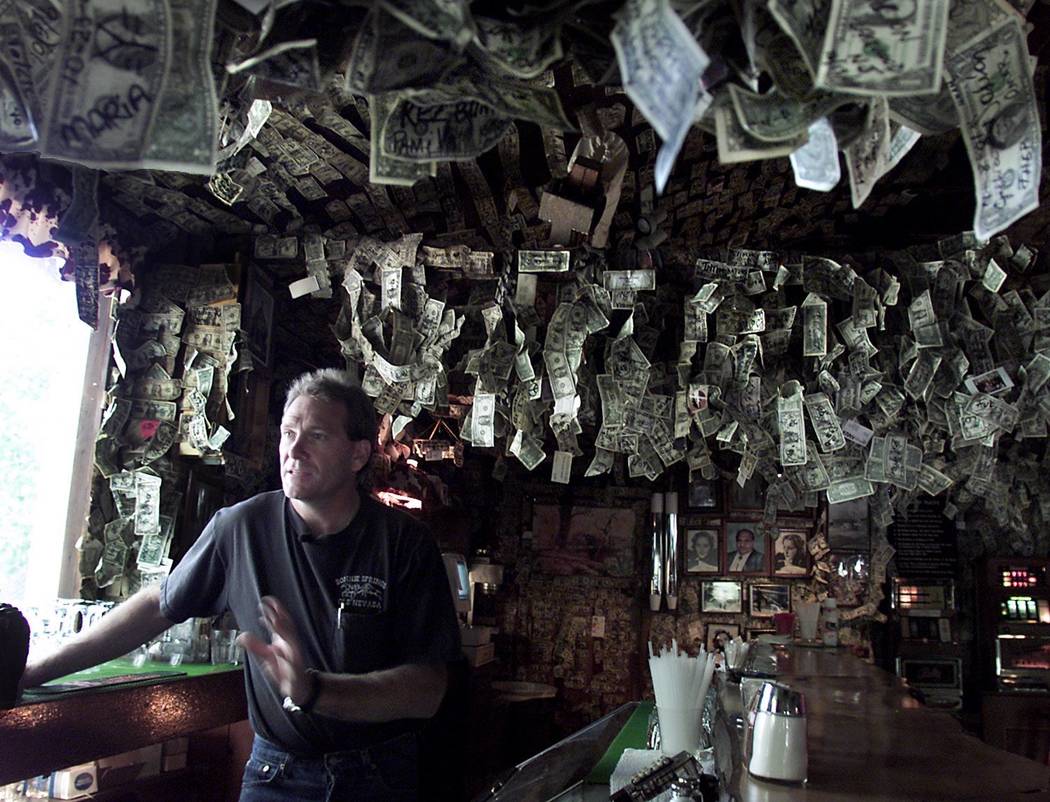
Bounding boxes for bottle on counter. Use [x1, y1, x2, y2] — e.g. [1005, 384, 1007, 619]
[821, 598, 839, 647]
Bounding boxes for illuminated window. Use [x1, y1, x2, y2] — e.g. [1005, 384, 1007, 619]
[0, 244, 94, 607]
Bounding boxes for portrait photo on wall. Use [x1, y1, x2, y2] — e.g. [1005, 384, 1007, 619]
[706, 623, 741, 654]
[686, 527, 722, 574]
[701, 580, 743, 613]
[750, 584, 791, 617]
[828, 497, 870, 551]
[773, 530, 810, 577]
[685, 473, 722, 512]
[729, 477, 765, 511]
[724, 521, 768, 574]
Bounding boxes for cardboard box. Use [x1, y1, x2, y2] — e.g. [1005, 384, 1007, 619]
[463, 642, 495, 667]
[163, 753, 188, 772]
[163, 736, 189, 756]
[48, 763, 98, 799]
[97, 744, 162, 790]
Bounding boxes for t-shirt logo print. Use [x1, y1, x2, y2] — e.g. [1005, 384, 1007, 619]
[336, 575, 387, 612]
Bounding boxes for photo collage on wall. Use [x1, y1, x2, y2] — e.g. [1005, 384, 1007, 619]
[682, 472, 827, 647]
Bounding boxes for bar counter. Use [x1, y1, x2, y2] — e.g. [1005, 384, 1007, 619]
[484, 645, 1050, 801]
[724, 645, 1050, 801]
[0, 660, 247, 786]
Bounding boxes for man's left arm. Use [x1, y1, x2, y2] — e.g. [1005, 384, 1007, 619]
[311, 662, 447, 721]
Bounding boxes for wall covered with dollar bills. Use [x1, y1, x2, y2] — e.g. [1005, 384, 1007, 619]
[3, 0, 1050, 701]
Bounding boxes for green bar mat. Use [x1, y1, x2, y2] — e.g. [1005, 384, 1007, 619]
[586, 700, 654, 785]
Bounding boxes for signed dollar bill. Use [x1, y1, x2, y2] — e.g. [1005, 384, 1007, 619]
[41, 0, 171, 168]
[945, 18, 1041, 241]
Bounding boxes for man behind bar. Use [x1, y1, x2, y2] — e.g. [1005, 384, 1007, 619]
[22, 368, 462, 801]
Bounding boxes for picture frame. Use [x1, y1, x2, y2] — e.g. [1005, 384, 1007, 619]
[724, 520, 769, 575]
[243, 267, 275, 368]
[747, 627, 777, 641]
[750, 584, 791, 617]
[772, 529, 810, 577]
[530, 502, 638, 577]
[706, 623, 741, 653]
[828, 497, 870, 551]
[684, 473, 723, 512]
[701, 580, 742, 613]
[729, 477, 765, 512]
[685, 527, 722, 574]
[828, 551, 870, 606]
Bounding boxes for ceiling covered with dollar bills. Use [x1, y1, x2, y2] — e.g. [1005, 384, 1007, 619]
[6, 0, 1050, 550]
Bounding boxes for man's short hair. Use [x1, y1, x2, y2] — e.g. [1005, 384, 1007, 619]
[284, 368, 378, 449]
[736, 528, 755, 542]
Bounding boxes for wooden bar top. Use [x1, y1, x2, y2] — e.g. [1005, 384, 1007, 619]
[0, 664, 247, 785]
[727, 645, 1050, 801]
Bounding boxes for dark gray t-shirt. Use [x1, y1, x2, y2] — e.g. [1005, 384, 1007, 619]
[160, 491, 461, 753]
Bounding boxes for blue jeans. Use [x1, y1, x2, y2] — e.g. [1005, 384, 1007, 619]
[239, 733, 420, 802]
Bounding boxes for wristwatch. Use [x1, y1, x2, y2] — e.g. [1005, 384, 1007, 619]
[282, 669, 321, 714]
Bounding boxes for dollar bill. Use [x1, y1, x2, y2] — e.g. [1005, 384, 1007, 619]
[611, 0, 709, 191]
[826, 477, 875, 504]
[694, 258, 749, 283]
[550, 450, 573, 484]
[982, 258, 1007, 292]
[844, 98, 891, 208]
[768, 0, 832, 78]
[918, 462, 954, 495]
[716, 105, 807, 164]
[585, 447, 616, 477]
[778, 382, 808, 466]
[474, 14, 563, 79]
[815, 0, 949, 95]
[790, 117, 841, 191]
[0, 4, 39, 149]
[1024, 354, 1050, 393]
[603, 270, 656, 291]
[945, 18, 1041, 240]
[904, 350, 942, 399]
[143, 0, 216, 173]
[520, 249, 570, 272]
[381, 93, 513, 162]
[132, 471, 161, 536]
[804, 392, 847, 452]
[730, 85, 846, 142]
[802, 293, 827, 357]
[368, 93, 435, 186]
[41, 0, 171, 167]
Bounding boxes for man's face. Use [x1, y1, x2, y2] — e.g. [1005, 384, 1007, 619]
[279, 395, 368, 504]
[736, 530, 755, 554]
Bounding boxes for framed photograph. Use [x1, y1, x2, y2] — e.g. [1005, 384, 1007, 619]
[729, 478, 765, 512]
[828, 497, 870, 551]
[829, 551, 870, 606]
[684, 473, 722, 512]
[773, 530, 810, 577]
[750, 584, 792, 617]
[724, 521, 768, 575]
[243, 268, 275, 368]
[706, 623, 741, 653]
[686, 527, 722, 574]
[701, 580, 742, 613]
[530, 503, 638, 577]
